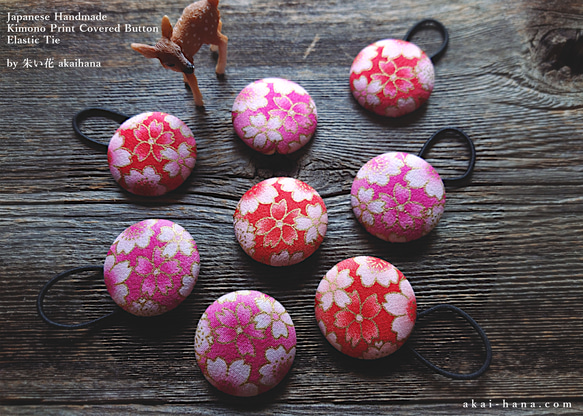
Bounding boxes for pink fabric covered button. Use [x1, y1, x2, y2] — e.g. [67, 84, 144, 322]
[233, 177, 328, 266]
[195, 290, 296, 397]
[315, 256, 416, 359]
[103, 219, 200, 316]
[351, 152, 445, 242]
[232, 78, 318, 154]
[350, 39, 434, 117]
[107, 112, 197, 196]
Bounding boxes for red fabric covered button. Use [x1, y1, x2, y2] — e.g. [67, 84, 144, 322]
[315, 256, 416, 359]
[232, 78, 318, 154]
[195, 290, 296, 397]
[103, 219, 200, 317]
[349, 39, 434, 117]
[233, 177, 328, 266]
[107, 112, 197, 196]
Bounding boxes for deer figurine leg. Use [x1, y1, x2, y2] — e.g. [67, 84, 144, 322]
[183, 72, 204, 107]
[214, 35, 228, 77]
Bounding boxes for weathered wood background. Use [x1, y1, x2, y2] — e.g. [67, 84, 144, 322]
[1, 0, 582, 414]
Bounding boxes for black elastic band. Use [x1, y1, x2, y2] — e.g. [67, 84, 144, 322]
[406, 304, 492, 380]
[72, 107, 130, 150]
[37, 265, 121, 329]
[404, 19, 449, 62]
[418, 127, 476, 186]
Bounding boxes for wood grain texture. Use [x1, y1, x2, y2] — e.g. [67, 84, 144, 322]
[1, 0, 582, 414]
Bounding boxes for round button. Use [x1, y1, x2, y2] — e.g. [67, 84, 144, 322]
[103, 219, 200, 316]
[195, 290, 296, 397]
[315, 256, 416, 359]
[107, 112, 197, 196]
[351, 152, 445, 242]
[232, 78, 318, 154]
[349, 39, 434, 117]
[234, 177, 328, 266]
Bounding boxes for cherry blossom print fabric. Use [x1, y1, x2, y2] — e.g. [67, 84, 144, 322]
[315, 256, 416, 359]
[103, 219, 200, 317]
[350, 39, 434, 117]
[351, 152, 445, 242]
[107, 112, 197, 196]
[233, 177, 328, 266]
[232, 78, 318, 155]
[195, 290, 296, 397]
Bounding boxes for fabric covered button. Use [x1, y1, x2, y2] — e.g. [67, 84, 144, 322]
[195, 290, 296, 397]
[315, 256, 416, 359]
[351, 152, 445, 242]
[232, 78, 318, 154]
[349, 39, 434, 117]
[103, 219, 200, 317]
[233, 177, 328, 266]
[107, 112, 197, 196]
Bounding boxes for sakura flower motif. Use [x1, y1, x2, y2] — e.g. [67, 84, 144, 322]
[217, 291, 250, 304]
[269, 95, 315, 135]
[269, 250, 305, 266]
[258, 345, 296, 386]
[371, 59, 415, 99]
[179, 272, 196, 297]
[206, 358, 259, 397]
[334, 291, 382, 347]
[127, 298, 165, 316]
[214, 303, 265, 356]
[380, 183, 426, 230]
[238, 178, 278, 216]
[362, 340, 399, 359]
[294, 203, 328, 245]
[286, 133, 311, 153]
[123, 166, 167, 196]
[136, 246, 181, 297]
[194, 315, 213, 361]
[352, 76, 382, 107]
[317, 266, 353, 311]
[255, 199, 301, 248]
[383, 279, 417, 341]
[357, 153, 404, 186]
[354, 256, 400, 287]
[385, 97, 418, 117]
[403, 154, 445, 199]
[351, 45, 378, 74]
[114, 219, 156, 254]
[242, 113, 284, 152]
[232, 82, 270, 113]
[133, 119, 175, 162]
[164, 113, 188, 130]
[266, 78, 305, 96]
[278, 178, 316, 203]
[415, 57, 435, 91]
[351, 187, 385, 227]
[104, 255, 131, 305]
[233, 217, 256, 254]
[108, 132, 131, 181]
[158, 222, 195, 257]
[318, 320, 343, 352]
[123, 113, 151, 130]
[161, 142, 196, 180]
[254, 295, 294, 339]
[380, 39, 423, 60]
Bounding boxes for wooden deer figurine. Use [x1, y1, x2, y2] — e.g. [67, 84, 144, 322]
[131, 0, 228, 107]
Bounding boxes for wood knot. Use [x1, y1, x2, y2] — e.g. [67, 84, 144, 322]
[536, 29, 583, 79]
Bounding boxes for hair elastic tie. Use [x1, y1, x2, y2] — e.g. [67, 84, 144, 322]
[315, 256, 491, 379]
[37, 219, 201, 328]
[37, 265, 120, 329]
[351, 127, 475, 242]
[72, 107, 197, 197]
[349, 19, 449, 117]
[406, 304, 492, 380]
